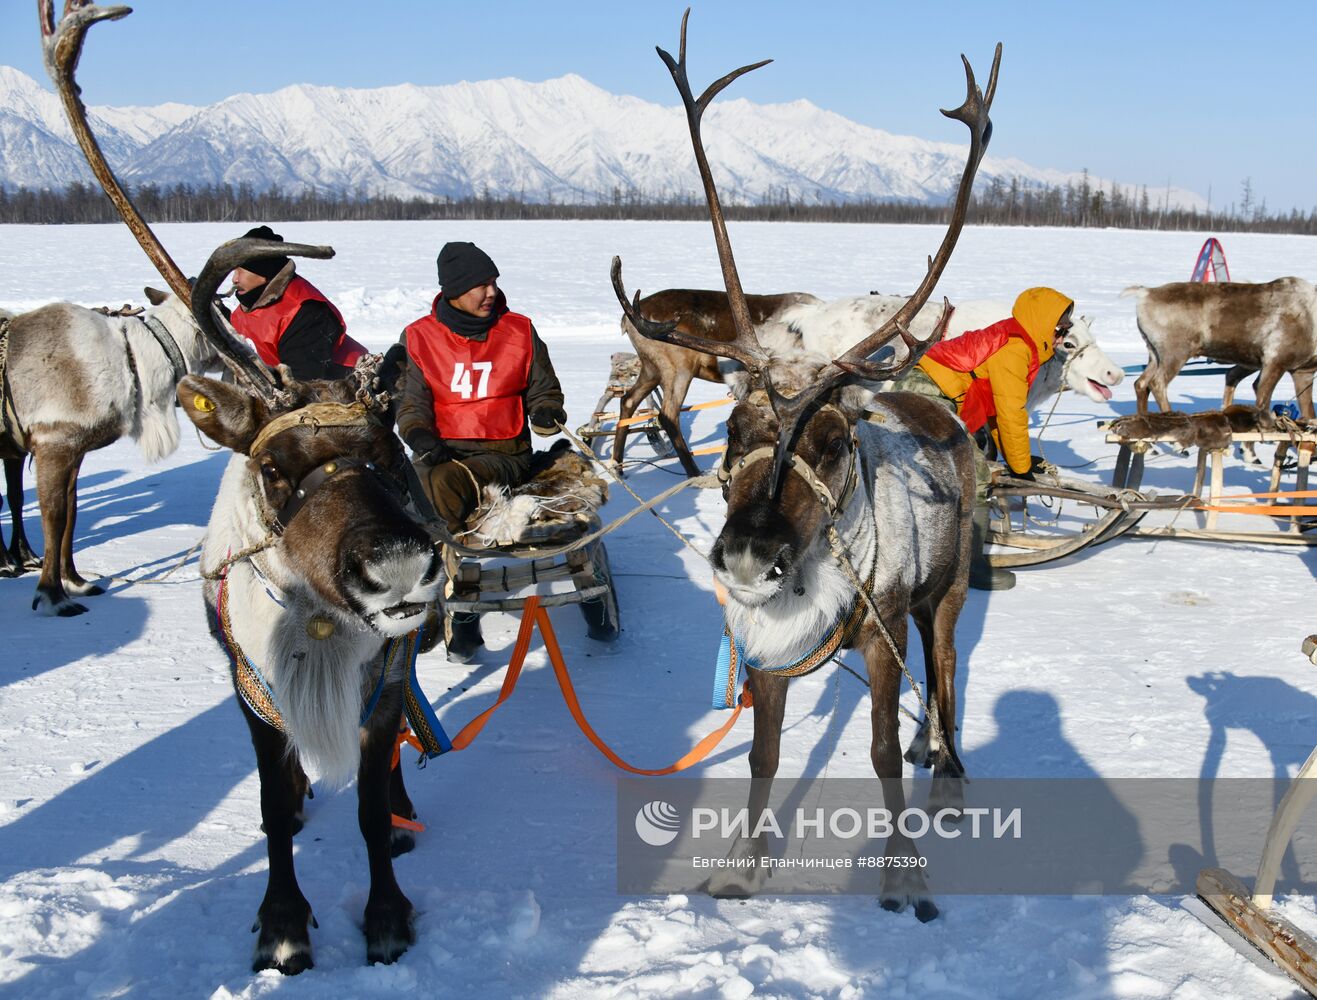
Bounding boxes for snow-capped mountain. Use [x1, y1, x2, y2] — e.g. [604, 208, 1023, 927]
[0, 66, 1208, 209]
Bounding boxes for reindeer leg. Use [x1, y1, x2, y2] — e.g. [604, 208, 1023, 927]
[6, 457, 40, 571]
[359, 695, 415, 965]
[58, 452, 103, 597]
[1295, 369, 1315, 421]
[927, 594, 967, 813]
[706, 668, 788, 898]
[612, 362, 661, 472]
[659, 366, 700, 477]
[388, 750, 418, 859]
[30, 444, 85, 616]
[866, 615, 937, 922]
[0, 489, 18, 579]
[1253, 361, 1287, 424]
[247, 709, 315, 975]
[904, 604, 939, 770]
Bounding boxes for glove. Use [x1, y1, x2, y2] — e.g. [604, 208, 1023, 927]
[1008, 463, 1036, 483]
[529, 405, 567, 436]
[417, 444, 453, 467]
[405, 430, 450, 466]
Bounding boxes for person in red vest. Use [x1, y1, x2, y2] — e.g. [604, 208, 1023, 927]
[397, 241, 566, 659]
[897, 286, 1075, 591]
[226, 225, 367, 381]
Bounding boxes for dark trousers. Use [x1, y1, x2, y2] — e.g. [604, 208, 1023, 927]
[417, 450, 533, 533]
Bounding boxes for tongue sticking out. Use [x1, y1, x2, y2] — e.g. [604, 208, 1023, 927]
[1089, 379, 1114, 401]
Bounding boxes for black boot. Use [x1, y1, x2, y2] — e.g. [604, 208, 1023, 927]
[968, 506, 1015, 591]
[445, 610, 484, 663]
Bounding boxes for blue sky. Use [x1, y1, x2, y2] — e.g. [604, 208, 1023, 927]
[2, 1, 1311, 212]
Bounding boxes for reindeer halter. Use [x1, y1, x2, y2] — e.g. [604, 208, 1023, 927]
[248, 402, 393, 531]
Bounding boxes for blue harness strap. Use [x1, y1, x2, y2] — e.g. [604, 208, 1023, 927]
[398, 622, 454, 760]
[711, 556, 877, 709]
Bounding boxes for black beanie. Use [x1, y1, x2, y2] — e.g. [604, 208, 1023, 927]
[437, 241, 499, 299]
[238, 225, 290, 282]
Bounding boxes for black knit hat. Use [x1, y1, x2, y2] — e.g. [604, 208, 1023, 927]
[437, 241, 499, 299]
[238, 225, 290, 281]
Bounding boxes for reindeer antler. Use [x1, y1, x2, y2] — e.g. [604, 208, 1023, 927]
[191, 237, 335, 404]
[610, 9, 774, 383]
[39, 1, 193, 306]
[614, 10, 1000, 491]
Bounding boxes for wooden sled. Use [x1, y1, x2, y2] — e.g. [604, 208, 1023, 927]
[439, 443, 621, 661]
[985, 466, 1183, 569]
[575, 351, 717, 476]
[575, 351, 679, 462]
[1104, 413, 1317, 544]
[1195, 667, 1317, 997]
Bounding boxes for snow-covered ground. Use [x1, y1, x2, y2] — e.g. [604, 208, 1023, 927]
[2, 220, 1317, 999]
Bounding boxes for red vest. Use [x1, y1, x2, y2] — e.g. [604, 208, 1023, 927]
[923, 317, 1040, 433]
[230, 275, 366, 370]
[404, 297, 534, 440]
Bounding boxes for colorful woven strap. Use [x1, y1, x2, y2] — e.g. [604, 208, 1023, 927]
[711, 555, 877, 709]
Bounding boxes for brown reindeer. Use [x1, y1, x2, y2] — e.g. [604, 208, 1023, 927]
[182, 238, 442, 972]
[1127, 278, 1317, 420]
[615, 11, 997, 918]
[614, 289, 819, 472]
[42, 2, 442, 971]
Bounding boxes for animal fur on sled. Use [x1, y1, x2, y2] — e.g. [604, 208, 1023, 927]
[1107, 406, 1282, 450]
[465, 441, 608, 545]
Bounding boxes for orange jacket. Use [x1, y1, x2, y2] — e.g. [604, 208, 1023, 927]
[916, 287, 1073, 474]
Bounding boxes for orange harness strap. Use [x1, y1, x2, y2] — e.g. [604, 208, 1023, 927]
[397, 595, 751, 775]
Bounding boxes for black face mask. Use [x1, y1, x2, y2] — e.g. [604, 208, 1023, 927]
[438, 295, 501, 338]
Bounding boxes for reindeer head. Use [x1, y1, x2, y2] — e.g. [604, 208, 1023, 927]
[180, 238, 440, 637]
[613, 10, 999, 604]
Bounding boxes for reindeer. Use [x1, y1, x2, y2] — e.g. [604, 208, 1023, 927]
[1126, 278, 1317, 420]
[614, 12, 997, 918]
[182, 238, 442, 973]
[615, 290, 1121, 476]
[43, 2, 442, 971]
[778, 295, 1124, 408]
[0, 289, 219, 613]
[614, 289, 820, 471]
[0, 307, 42, 578]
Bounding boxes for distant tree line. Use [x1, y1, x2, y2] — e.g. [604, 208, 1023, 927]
[2, 173, 1313, 234]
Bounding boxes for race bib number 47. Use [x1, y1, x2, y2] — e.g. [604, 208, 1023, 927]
[450, 361, 493, 399]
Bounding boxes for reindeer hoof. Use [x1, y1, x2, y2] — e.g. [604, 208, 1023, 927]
[880, 894, 940, 923]
[252, 903, 315, 975]
[364, 898, 415, 965]
[0, 563, 20, 579]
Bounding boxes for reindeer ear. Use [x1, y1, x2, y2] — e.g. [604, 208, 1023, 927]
[178, 375, 267, 454]
[144, 286, 169, 306]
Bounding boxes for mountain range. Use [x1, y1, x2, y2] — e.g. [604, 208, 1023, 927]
[0, 66, 1207, 210]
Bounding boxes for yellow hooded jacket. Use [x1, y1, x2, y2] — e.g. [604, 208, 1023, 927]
[916, 287, 1074, 474]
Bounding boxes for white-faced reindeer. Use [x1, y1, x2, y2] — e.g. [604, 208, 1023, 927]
[614, 12, 998, 919]
[778, 295, 1124, 408]
[616, 291, 1121, 476]
[44, 2, 442, 972]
